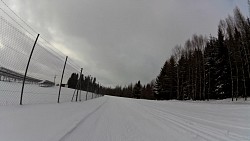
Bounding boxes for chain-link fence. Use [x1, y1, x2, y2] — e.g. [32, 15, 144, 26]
[0, 15, 102, 105]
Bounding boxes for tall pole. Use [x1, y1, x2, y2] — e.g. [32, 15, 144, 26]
[71, 79, 80, 102]
[79, 68, 83, 101]
[20, 34, 40, 105]
[54, 75, 57, 86]
[98, 82, 100, 94]
[75, 68, 83, 102]
[57, 56, 68, 103]
[86, 75, 90, 101]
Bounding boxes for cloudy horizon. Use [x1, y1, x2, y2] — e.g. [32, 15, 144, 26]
[1, 0, 248, 87]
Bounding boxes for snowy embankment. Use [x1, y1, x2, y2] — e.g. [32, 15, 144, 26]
[0, 81, 96, 105]
[0, 95, 249, 141]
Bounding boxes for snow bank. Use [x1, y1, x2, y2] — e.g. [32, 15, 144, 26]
[0, 81, 97, 105]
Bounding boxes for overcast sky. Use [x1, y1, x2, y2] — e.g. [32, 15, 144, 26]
[2, 0, 249, 87]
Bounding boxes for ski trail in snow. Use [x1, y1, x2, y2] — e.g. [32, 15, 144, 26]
[56, 98, 108, 141]
[59, 96, 177, 141]
[56, 96, 250, 141]
[1, 96, 248, 141]
[135, 101, 250, 141]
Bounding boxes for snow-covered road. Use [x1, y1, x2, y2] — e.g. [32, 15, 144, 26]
[0, 96, 249, 141]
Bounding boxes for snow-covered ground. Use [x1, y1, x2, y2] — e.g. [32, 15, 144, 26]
[0, 95, 249, 141]
[0, 81, 98, 105]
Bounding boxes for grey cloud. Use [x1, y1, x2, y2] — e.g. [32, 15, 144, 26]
[7, 0, 248, 87]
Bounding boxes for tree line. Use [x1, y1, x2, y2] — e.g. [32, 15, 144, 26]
[67, 7, 249, 101]
[155, 7, 249, 101]
[67, 73, 155, 100]
[101, 7, 250, 101]
[67, 73, 104, 94]
[103, 81, 155, 100]
[66, 73, 141, 97]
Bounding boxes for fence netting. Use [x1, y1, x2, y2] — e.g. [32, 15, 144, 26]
[0, 13, 100, 105]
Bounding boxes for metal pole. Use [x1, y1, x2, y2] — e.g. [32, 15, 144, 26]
[57, 56, 68, 103]
[20, 34, 40, 105]
[75, 80, 79, 102]
[75, 68, 83, 102]
[79, 68, 83, 101]
[97, 86, 99, 98]
[85, 75, 91, 101]
[86, 80, 89, 101]
[71, 74, 81, 102]
[71, 85, 78, 102]
[54, 75, 57, 86]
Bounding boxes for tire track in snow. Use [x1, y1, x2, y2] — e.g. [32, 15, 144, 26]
[56, 98, 108, 141]
[135, 101, 250, 141]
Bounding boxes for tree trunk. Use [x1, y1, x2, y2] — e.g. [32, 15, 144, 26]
[240, 52, 247, 101]
[188, 67, 191, 100]
[235, 63, 239, 101]
[176, 66, 179, 100]
[203, 56, 206, 101]
[208, 68, 210, 101]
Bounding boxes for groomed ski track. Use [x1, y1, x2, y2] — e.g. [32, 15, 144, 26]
[0, 96, 249, 141]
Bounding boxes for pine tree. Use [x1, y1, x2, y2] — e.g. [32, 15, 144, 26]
[204, 37, 217, 99]
[67, 73, 79, 89]
[154, 60, 169, 100]
[216, 27, 231, 99]
[133, 81, 142, 99]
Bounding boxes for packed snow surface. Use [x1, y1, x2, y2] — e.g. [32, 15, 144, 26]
[0, 96, 249, 141]
[0, 81, 96, 105]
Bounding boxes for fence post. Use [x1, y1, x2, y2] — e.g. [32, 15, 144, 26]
[20, 34, 40, 105]
[57, 56, 68, 103]
[71, 87, 77, 102]
[75, 68, 83, 102]
[86, 80, 89, 101]
[71, 75, 80, 102]
[79, 68, 83, 102]
[98, 82, 100, 94]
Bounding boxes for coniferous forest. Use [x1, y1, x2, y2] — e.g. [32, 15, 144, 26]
[153, 7, 250, 101]
[68, 8, 250, 101]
